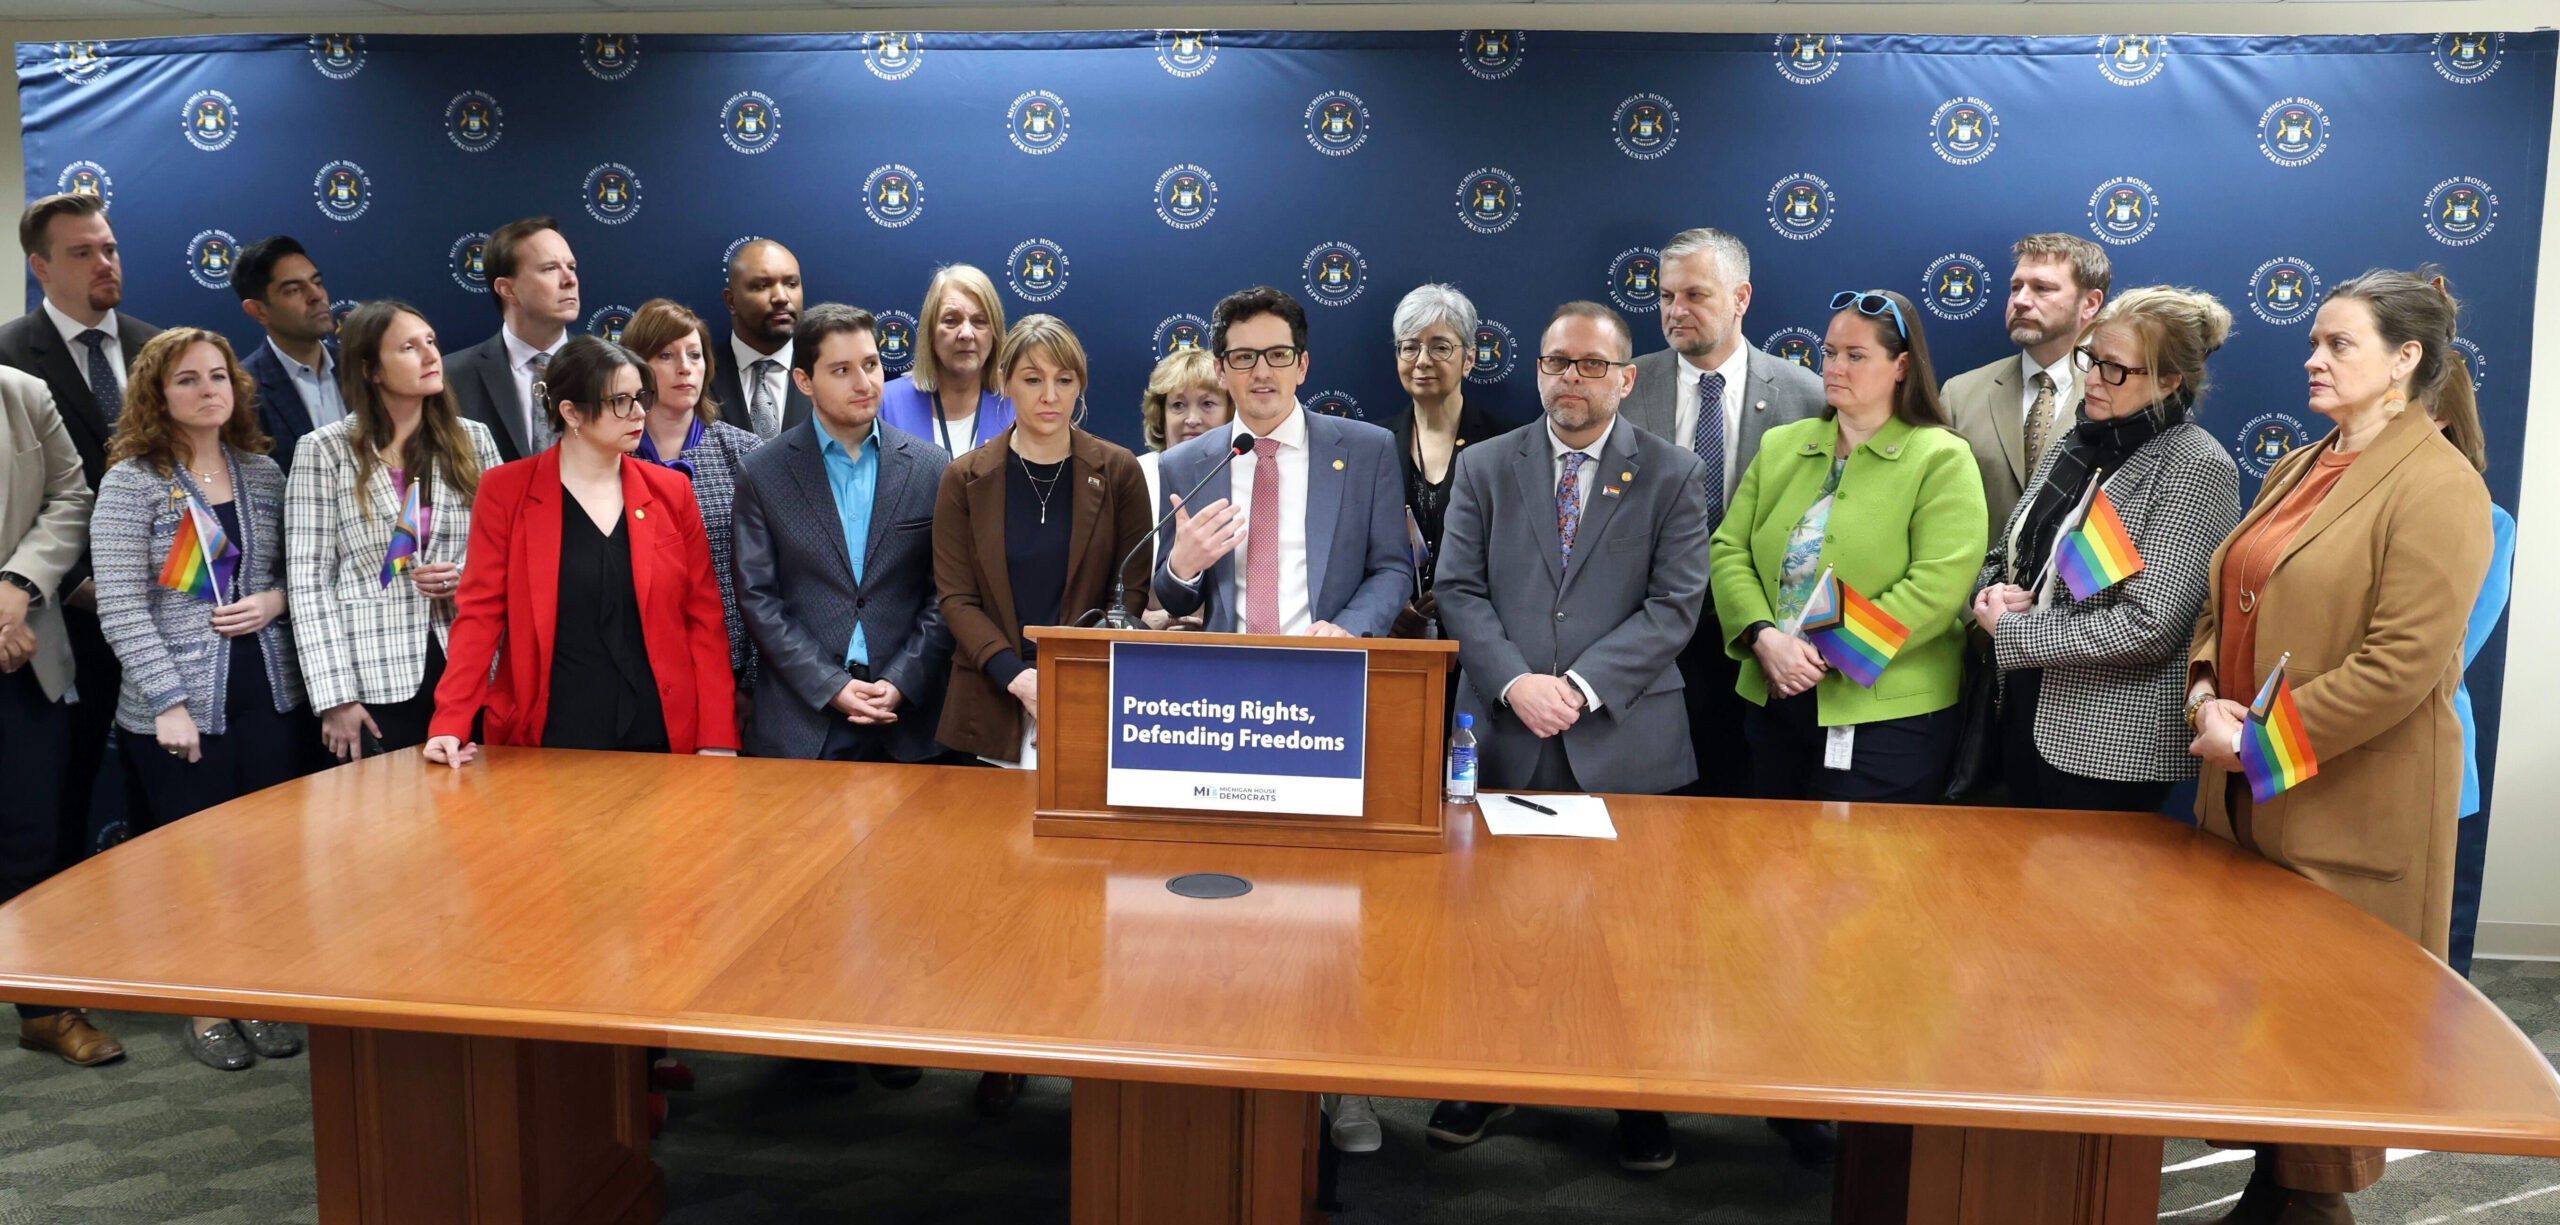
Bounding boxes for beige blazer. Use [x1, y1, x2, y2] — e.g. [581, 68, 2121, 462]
[0, 365, 91, 700]
[1942, 353, 2086, 537]
[2188, 408, 2490, 957]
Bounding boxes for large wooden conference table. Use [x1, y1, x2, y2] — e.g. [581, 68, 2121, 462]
[2, 750, 2557, 1225]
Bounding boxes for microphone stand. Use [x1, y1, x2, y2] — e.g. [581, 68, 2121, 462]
[1100, 434, 1257, 630]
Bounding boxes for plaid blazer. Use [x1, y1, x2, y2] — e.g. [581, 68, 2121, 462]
[661, 420, 764, 687]
[91, 448, 302, 736]
[285, 418, 504, 711]
[1975, 421, 2241, 782]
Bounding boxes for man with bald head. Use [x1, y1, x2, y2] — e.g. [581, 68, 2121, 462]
[705, 239, 810, 439]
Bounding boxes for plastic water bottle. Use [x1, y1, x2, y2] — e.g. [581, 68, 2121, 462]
[1445, 713, 1478, 804]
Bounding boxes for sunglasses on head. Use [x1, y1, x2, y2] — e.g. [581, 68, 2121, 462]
[1830, 290, 1909, 341]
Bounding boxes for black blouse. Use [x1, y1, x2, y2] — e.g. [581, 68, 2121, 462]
[542, 506, 669, 753]
[1383, 402, 1506, 591]
[986, 453, 1073, 688]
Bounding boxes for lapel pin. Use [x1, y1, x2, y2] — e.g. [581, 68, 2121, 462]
[1620, 471, 1633, 482]
[1601, 484, 1624, 498]
[1755, 401, 1767, 412]
[1086, 474, 1102, 488]
[634, 507, 647, 520]
[1884, 445, 1900, 456]
[1332, 459, 1345, 470]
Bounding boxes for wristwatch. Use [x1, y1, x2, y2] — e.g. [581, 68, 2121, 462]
[0, 571, 42, 606]
[1740, 620, 1777, 650]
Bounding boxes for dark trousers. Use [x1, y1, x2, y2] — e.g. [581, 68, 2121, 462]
[1674, 617, 1755, 798]
[59, 605, 120, 866]
[0, 668, 69, 1021]
[122, 648, 314, 835]
[366, 637, 447, 754]
[1998, 671, 2172, 814]
[1744, 690, 1957, 804]
[2451, 811, 2489, 977]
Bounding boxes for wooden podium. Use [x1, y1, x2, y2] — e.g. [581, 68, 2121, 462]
[1025, 626, 1460, 853]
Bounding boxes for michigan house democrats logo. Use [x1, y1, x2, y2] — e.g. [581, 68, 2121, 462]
[450, 232, 490, 294]
[185, 230, 239, 292]
[1302, 242, 1369, 308]
[1007, 240, 1070, 304]
[1765, 327, 1821, 371]
[57, 162, 113, 209]
[2434, 33, 2502, 85]
[1607, 247, 1662, 314]
[1306, 390, 1363, 420]
[864, 33, 921, 80]
[1613, 94, 1678, 160]
[1008, 91, 1069, 155]
[583, 163, 643, 226]
[876, 310, 920, 373]
[52, 41, 112, 86]
[1930, 97, 1998, 166]
[445, 91, 503, 153]
[2423, 177, 2497, 246]
[1155, 165, 1218, 230]
[312, 160, 372, 222]
[308, 34, 367, 80]
[862, 165, 922, 228]
[1920, 254, 1991, 322]
[579, 34, 639, 81]
[2086, 176, 2159, 246]
[1456, 168, 1522, 235]
[2097, 35, 2166, 87]
[2256, 98, 2328, 168]
[1305, 91, 1370, 157]
[721, 91, 780, 155]
[1767, 173, 1835, 241]
[2247, 258, 2322, 327]
[183, 91, 240, 153]
[585, 306, 635, 345]
[1154, 314, 1210, 358]
[1773, 35, 1841, 85]
[1467, 320, 1517, 385]
[1155, 31, 1216, 78]
[1460, 31, 1525, 80]
[2234, 412, 2309, 480]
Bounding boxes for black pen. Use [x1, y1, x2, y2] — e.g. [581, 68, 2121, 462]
[1503, 794, 1558, 816]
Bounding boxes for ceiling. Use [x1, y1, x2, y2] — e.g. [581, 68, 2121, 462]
[0, 0, 2508, 17]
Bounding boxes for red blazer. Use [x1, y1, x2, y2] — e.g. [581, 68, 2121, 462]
[429, 449, 739, 753]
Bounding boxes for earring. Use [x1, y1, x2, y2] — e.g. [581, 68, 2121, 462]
[2382, 387, 2409, 415]
[1071, 396, 1089, 429]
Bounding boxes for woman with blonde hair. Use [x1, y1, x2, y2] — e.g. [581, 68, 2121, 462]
[879, 263, 1012, 454]
[1134, 346, 1231, 512]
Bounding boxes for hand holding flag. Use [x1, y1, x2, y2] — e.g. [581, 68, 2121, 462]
[381, 475, 425, 588]
[2054, 482, 2145, 602]
[1797, 566, 1912, 689]
[156, 489, 237, 605]
[2237, 652, 2318, 803]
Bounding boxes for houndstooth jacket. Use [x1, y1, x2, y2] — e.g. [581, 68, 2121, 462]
[285, 417, 503, 712]
[661, 419, 764, 688]
[1975, 421, 2241, 782]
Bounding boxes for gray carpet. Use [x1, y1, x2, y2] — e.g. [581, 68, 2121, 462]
[3, 958, 2556, 1223]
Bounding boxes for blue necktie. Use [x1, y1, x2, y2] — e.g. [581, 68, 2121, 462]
[1557, 452, 1588, 572]
[76, 328, 121, 423]
[1691, 371, 1726, 530]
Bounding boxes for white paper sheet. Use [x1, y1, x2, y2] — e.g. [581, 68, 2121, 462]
[1478, 793, 1617, 839]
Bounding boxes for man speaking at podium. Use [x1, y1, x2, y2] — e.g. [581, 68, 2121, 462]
[1152, 287, 1410, 637]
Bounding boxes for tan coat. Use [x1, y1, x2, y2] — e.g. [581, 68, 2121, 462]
[1943, 353, 2087, 539]
[0, 366, 91, 701]
[2188, 408, 2490, 957]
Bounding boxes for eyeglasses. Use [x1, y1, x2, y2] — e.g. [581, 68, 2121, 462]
[1219, 345, 1304, 371]
[2072, 347, 2152, 386]
[1395, 339, 1462, 364]
[588, 390, 655, 419]
[1535, 354, 1634, 379]
[1830, 290, 1909, 340]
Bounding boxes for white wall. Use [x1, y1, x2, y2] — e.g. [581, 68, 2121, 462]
[6, 2, 2557, 955]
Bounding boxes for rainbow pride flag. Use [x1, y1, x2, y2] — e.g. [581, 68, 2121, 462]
[2237, 653, 2319, 804]
[380, 476, 424, 587]
[155, 491, 235, 604]
[2054, 485, 2145, 602]
[1798, 567, 1911, 689]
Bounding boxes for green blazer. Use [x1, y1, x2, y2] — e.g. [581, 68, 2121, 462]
[1709, 414, 1987, 726]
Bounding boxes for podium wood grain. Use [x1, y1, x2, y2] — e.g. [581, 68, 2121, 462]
[3, 751, 2557, 1225]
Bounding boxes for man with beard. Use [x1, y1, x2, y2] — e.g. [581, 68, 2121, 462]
[1426, 300, 1710, 1170]
[1942, 233, 2111, 535]
[446, 216, 579, 462]
[231, 236, 343, 472]
[705, 238, 810, 440]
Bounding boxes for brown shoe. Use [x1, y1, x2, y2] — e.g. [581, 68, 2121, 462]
[2204, 1159, 2285, 1225]
[18, 1010, 126, 1067]
[2274, 1192, 2354, 1225]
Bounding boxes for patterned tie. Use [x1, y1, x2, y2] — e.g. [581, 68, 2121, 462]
[1691, 371, 1727, 530]
[1556, 451, 1589, 573]
[749, 358, 781, 439]
[2024, 370, 2059, 471]
[1244, 436, 1282, 634]
[527, 350, 557, 450]
[75, 329, 121, 423]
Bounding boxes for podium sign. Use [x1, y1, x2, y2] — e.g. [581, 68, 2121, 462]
[1106, 641, 1369, 817]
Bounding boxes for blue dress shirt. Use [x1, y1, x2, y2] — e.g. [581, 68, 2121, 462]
[818, 420, 881, 666]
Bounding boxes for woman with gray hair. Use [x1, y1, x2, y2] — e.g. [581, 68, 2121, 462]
[1379, 284, 1503, 639]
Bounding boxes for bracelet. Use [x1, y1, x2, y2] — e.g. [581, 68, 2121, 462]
[2183, 690, 2214, 730]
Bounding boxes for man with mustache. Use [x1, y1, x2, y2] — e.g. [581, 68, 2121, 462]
[704, 238, 810, 440]
[230, 235, 343, 472]
[1943, 234, 2111, 535]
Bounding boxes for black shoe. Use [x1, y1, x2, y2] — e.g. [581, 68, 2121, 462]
[1425, 1101, 1514, 1145]
[1617, 1110, 1676, 1172]
[974, 1071, 1026, 1116]
[1767, 1117, 1838, 1166]
[867, 1064, 923, 1090]
[2204, 1157, 2287, 1225]
[183, 1020, 256, 1071]
[233, 1019, 302, 1059]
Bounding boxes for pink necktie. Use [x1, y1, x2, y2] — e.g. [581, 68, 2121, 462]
[1245, 436, 1281, 634]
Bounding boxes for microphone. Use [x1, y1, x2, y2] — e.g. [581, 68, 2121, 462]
[1099, 433, 1256, 630]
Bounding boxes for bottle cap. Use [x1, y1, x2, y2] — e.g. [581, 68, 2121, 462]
[1456, 713, 1473, 728]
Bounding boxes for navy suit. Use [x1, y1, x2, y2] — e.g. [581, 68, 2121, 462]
[241, 336, 339, 473]
[1149, 408, 1412, 638]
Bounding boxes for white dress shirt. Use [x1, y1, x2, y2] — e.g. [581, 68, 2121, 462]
[2019, 348, 2075, 424]
[1497, 416, 1615, 712]
[1221, 406, 1313, 634]
[729, 333, 793, 429]
[269, 337, 347, 428]
[1672, 343, 1752, 499]
[500, 325, 565, 445]
[42, 298, 125, 398]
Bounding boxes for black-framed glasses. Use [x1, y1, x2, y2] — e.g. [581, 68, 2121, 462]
[1219, 345, 1304, 371]
[1830, 290, 1909, 340]
[1535, 354, 1634, 379]
[2072, 346, 2152, 386]
[1394, 339, 1462, 364]
[589, 390, 655, 419]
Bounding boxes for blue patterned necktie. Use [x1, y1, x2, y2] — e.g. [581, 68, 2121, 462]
[1557, 451, 1589, 572]
[76, 328, 121, 422]
[1692, 370, 1726, 529]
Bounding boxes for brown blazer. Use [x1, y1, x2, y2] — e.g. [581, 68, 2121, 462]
[933, 427, 1154, 760]
[2188, 408, 2490, 957]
